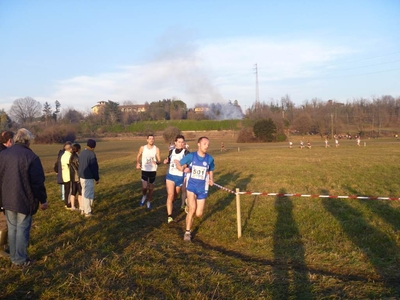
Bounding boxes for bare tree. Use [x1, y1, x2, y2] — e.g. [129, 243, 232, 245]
[292, 113, 312, 135]
[9, 97, 42, 123]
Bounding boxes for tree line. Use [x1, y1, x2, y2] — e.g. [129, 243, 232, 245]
[245, 95, 400, 138]
[2, 95, 400, 140]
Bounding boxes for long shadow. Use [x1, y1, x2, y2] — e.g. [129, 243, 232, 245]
[322, 189, 400, 295]
[272, 189, 313, 299]
[242, 195, 258, 233]
[192, 171, 253, 238]
[344, 185, 400, 232]
[195, 238, 377, 283]
[5, 177, 171, 299]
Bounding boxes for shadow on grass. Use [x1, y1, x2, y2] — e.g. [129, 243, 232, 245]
[344, 185, 400, 232]
[192, 171, 253, 238]
[194, 237, 377, 292]
[242, 195, 258, 234]
[321, 189, 400, 295]
[272, 188, 313, 299]
[0, 173, 172, 299]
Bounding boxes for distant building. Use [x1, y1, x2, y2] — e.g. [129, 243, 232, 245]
[91, 101, 146, 114]
[194, 107, 210, 113]
[328, 100, 344, 106]
[119, 104, 146, 113]
[91, 101, 107, 114]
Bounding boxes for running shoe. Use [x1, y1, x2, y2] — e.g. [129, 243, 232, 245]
[183, 231, 191, 241]
[140, 195, 147, 206]
[168, 216, 174, 223]
[146, 201, 151, 209]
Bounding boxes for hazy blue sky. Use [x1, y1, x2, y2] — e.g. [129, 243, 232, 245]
[1, 0, 399, 114]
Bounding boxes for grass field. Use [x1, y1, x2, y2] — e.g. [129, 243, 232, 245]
[1, 135, 400, 299]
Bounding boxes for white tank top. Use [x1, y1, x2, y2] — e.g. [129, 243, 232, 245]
[141, 145, 158, 172]
[168, 149, 186, 176]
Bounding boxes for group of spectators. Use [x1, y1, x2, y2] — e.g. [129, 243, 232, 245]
[0, 129, 100, 268]
[55, 139, 100, 217]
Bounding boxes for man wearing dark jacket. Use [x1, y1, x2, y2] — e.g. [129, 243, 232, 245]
[0, 130, 14, 258]
[0, 128, 48, 266]
[78, 139, 99, 217]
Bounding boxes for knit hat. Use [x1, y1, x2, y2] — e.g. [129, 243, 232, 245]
[87, 139, 96, 149]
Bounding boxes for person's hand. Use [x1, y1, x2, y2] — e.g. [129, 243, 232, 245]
[209, 179, 214, 186]
[41, 202, 48, 210]
[163, 158, 168, 164]
[136, 163, 141, 169]
[96, 180, 100, 184]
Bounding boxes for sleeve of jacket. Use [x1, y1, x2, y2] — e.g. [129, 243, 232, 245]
[29, 157, 47, 204]
[89, 157, 100, 181]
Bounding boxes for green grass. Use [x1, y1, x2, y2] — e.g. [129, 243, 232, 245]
[1, 136, 400, 299]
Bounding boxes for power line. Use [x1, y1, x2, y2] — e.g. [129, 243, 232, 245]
[326, 59, 400, 72]
[317, 67, 400, 80]
[257, 51, 400, 74]
[331, 51, 400, 65]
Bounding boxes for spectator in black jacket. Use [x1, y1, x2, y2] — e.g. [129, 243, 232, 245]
[0, 130, 14, 258]
[69, 143, 82, 213]
[78, 139, 99, 217]
[0, 128, 48, 267]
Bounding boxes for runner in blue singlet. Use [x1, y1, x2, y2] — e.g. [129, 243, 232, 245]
[175, 136, 215, 242]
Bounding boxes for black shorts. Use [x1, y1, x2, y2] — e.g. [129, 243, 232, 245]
[141, 171, 157, 184]
[71, 181, 82, 196]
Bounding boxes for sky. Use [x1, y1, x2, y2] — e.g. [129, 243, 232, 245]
[0, 0, 399, 115]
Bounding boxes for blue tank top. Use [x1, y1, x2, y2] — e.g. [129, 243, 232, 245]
[184, 152, 214, 193]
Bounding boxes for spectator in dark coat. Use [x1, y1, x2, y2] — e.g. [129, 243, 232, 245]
[0, 130, 14, 258]
[78, 139, 99, 217]
[0, 128, 48, 266]
[69, 143, 82, 212]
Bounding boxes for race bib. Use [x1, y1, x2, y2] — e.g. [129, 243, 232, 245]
[191, 165, 207, 180]
[169, 161, 179, 173]
[145, 157, 153, 165]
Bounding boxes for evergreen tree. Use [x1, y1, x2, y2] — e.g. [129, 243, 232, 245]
[0, 109, 11, 129]
[253, 118, 277, 142]
[43, 101, 52, 126]
[104, 100, 121, 124]
[53, 100, 61, 122]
